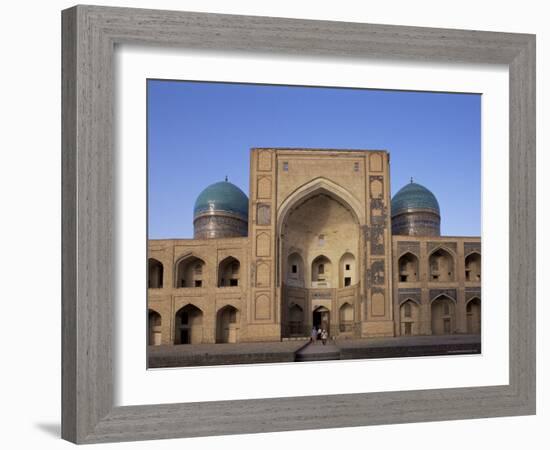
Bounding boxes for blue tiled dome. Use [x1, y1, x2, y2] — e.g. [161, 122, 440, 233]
[193, 181, 249, 220]
[391, 182, 440, 217]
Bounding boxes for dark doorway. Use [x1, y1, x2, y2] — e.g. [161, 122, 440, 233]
[179, 311, 190, 344]
[180, 327, 190, 344]
[174, 304, 203, 344]
[313, 306, 330, 336]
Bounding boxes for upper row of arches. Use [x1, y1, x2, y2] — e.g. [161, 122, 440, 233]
[148, 255, 240, 289]
[286, 252, 357, 288]
[398, 249, 480, 283]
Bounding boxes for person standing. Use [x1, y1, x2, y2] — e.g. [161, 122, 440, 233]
[310, 326, 317, 343]
[317, 327, 322, 342]
[321, 328, 328, 345]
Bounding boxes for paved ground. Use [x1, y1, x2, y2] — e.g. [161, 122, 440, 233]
[336, 334, 481, 360]
[148, 335, 481, 367]
[148, 341, 308, 368]
[336, 334, 481, 349]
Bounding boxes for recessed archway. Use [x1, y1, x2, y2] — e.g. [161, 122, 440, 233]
[174, 304, 203, 344]
[148, 258, 163, 288]
[431, 295, 455, 335]
[398, 252, 419, 283]
[286, 252, 305, 287]
[148, 309, 162, 346]
[339, 253, 356, 288]
[216, 305, 239, 343]
[175, 255, 205, 288]
[465, 252, 481, 282]
[311, 255, 332, 287]
[466, 297, 481, 334]
[288, 304, 304, 336]
[429, 248, 455, 282]
[313, 306, 330, 335]
[400, 300, 419, 336]
[279, 181, 361, 338]
[218, 256, 240, 287]
[339, 303, 354, 332]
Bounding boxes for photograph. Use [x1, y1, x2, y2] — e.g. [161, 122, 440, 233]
[146, 79, 482, 368]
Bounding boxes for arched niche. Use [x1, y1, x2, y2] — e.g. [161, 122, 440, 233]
[218, 256, 240, 287]
[466, 297, 481, 334]
[288, 304, 304, 336]
[175, 255, 205, 288]
[174, 304, 203, 344]
[431, 295, 456, 335]
[398, 252, 419, 283]
[339, 253, 356, 288]
[148, 258, 163, 288]
[429, 248, 455, 282]
[286, 252, 305, 287]
[216, 305, 239, 343]
[148, 309, 162, 346]
[311, 255, 332, 287]
[339, 303, 354, 332]
[465, 252, 481, 282]
[399, 299, 419, 336]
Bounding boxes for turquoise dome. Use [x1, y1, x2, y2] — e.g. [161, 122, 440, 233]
[391, 182, 440, 217]
[193, 181, 249, 220]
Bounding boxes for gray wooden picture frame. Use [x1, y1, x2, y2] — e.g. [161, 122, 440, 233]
[61, 4, 536, 444]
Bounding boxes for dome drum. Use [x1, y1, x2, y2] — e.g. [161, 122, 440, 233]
[194, 213, 248, 239]
[391, 210, 441, 237]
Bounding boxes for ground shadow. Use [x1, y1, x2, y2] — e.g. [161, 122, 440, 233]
[35, 422, 61, 438]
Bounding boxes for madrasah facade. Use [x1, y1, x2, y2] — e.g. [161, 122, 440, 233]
[147, 148, 481, 346]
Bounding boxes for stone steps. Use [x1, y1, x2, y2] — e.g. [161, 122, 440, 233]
[295, 351, 341, 362]
[294, 342, 341, 362]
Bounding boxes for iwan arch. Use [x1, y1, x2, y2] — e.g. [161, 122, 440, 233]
[148, 148, 481, 345]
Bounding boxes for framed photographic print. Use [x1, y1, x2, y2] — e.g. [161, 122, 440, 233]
[62, 4, 535, 444]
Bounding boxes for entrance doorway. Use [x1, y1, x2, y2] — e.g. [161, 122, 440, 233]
[313, 306, 330, 336]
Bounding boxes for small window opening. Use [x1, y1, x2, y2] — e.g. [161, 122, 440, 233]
[318, 264, 325, 274]
[194, 280, 202, 288]
[283, 161, 289, 171]
[345, 264, 350, 271]
[291, 264, 297, 273]
[344, 277, 351, 287]
[230, 279, 238, 287]
[353, 162, 359, 172]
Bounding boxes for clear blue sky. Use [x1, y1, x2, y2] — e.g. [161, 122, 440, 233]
[148, 80, 480, 239]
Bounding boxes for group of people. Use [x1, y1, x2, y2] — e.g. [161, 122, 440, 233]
[311, 326, 329, 345]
